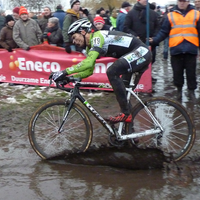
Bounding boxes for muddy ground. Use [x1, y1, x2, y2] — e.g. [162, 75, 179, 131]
[1, 47, 200, 199]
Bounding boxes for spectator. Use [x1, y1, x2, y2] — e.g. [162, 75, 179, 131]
[38, 6, 53, 33]
[53, 4, 66, 29]
[106, 10, 110, 17]
[0, 10, 5, 32]
[0, 15, 18, 52]
[13, 6, 42, 50]
[195, 0, 200, 64]
[110, 10, 117, 28]
[29, 12, 38, 21]
[93, 16, 114, 31]
[149, 0, 200, 101]
[79, 7, 93, 22]
[99, 7, 112, 25]
[96, 9, 101, 16]
[116, 1, 132, 31]
[151, 2, 157, 10]
[123, 0, 160, 48]
[156, 6, 163, 16]
[12, 7, 20, 21]
[62, 0, 81, 53]
[42, 17, 63, 47]
[156, 6, 164, 23]
[195, 0, 200, 11]
[161, 4, 175, 60]
[123, 0, 160, 83]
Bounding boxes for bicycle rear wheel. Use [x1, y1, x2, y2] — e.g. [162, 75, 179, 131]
[28, 99, 93, 159]
[129, 97, 195, 161]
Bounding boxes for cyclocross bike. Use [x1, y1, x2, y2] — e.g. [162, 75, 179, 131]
[28, 72, 196, 162]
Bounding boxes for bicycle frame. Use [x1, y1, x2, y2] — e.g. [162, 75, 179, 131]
[57, 73, 164, 141]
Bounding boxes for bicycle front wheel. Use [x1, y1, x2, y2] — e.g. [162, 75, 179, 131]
[129, 97, 195, 161]
[28, 99, 93, 159]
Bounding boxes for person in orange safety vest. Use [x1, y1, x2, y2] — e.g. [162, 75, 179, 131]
[149, 0, 200, 102]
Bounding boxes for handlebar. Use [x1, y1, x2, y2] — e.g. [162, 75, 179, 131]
[55, 77, 82, 91]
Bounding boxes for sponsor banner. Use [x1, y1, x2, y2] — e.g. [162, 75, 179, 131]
[0, 44, 152, 92]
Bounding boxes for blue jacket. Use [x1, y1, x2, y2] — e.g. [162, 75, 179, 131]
[152, 4, 200, 55]
[53, 9, 66, 29]
[116, 12, 127, 31]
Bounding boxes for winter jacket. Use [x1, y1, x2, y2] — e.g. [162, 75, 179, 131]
[152, 5, 200, 55]
[100, 14, 112, 26]
[43, 24, 63, 47]
[37, 14, 53, 33]
[0, 25, 18, 50]
[123, 2, 160, 44]
[102, 24, 115, 31]
[13, 18, 42, 50]
[116, 8, 128, 31]
[53, 9, 66, 29]
[62, 9, 80, 43]
[110, 16, 116, 28]
[0, 16, 5, 31]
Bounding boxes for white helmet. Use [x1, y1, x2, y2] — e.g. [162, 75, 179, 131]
[68, 19, 92, 35]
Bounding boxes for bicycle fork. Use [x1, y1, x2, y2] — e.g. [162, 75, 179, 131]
[57, 98, 75, 133]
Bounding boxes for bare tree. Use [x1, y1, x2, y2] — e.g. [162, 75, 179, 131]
[8, 0, 57, 12]
[82, 0, 136, 14]
[5, 0, 136, 13]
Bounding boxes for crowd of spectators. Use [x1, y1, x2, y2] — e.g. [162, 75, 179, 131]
[0, 1, 164, 52]
[0, 0, 199, 102]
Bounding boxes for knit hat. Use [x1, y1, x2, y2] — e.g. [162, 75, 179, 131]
[121, 1, 132, 8]
[70, 0, 80, 8]
[12, 7, 20, 14]
[5, 15, 14, 24]
[93, 16, 105, 25]
[19, 6, 28, 16]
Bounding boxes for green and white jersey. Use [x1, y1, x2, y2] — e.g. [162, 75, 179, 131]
[89, 30, 143, 58]
[66, 30, 146, 79]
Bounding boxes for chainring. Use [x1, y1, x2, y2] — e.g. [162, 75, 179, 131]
[108, 134, 125, 147]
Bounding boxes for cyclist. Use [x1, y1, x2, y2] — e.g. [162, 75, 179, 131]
[49, 18, 152, 123]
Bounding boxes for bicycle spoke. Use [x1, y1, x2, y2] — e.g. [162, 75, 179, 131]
[28, 100, 93, 159]
[129, 97, 195, 161]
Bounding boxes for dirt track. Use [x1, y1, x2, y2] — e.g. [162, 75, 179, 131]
[1, 52, 200, 199]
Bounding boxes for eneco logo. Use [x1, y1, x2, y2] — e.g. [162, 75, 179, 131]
[18, 58, 60, 72]
[8, 54, 61, 75]
[7, 52, 113, 75]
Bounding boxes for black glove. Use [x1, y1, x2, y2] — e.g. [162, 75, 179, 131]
[65, 43, 71, 53]
[43, 32, 48, 39]
[7, 47, 13, 52]
[49, 70, 68, 82]
[66, 76, 75, 83]
[26, 46, 30, 51]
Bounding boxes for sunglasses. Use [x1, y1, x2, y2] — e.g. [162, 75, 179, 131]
[178, 0, 189, 2]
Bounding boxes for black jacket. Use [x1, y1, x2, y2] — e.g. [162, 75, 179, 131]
[100, 14, 112, 26]
[43, 24, 63, 47]
[123, 2, 160, 44]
